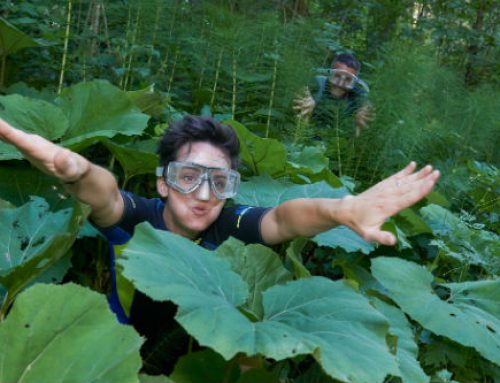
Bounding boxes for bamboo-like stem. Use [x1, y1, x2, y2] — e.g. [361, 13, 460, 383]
[198, 19, 212, 89]
[210, 49, 224, 110]
[119, 3, 133, 89]
[58, 0, 73, 95]
[265, 56, 278, 138]
[147, 1, 163, 68]
[123, 2, 142, 90]
[335, 107, 342, 177]
[0, 291, 9, 321]
[0, 55, 6, 88]
[167, 49, 179, 94]
[89, 2, 101, 57]
[100, 3, 111, 50]
[231, 50, 238, 119]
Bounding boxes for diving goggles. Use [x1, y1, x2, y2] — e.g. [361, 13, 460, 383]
[156, 161, 240, 200]
[328, 69, 359, 90]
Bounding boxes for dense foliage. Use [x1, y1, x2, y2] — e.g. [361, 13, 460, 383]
[0, 1, 498, 382]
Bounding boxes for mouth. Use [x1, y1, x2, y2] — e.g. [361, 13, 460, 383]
[191, 206, 209, 217]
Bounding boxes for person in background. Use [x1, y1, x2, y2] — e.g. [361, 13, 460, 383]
[294, 52, 375, 137]
[0, 115, 439, 373]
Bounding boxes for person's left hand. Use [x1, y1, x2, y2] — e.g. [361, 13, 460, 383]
[354, 103, 376, 136]
[339, 162, 440, 245]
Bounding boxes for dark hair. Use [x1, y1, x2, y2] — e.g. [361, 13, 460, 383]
[333, 53, 361, 72]
[157, 115, 240, 169]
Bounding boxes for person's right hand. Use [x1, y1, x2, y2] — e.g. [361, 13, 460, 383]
[293, 88, 316, 117]
[0, 118, 89, 183]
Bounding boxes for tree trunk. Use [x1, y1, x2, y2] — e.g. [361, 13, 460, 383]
[464, 0, 486, 86]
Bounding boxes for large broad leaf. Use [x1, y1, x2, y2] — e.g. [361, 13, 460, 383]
[285, 144, 344, 188]
[0, 283, 143, 383]
[420, 204, 500, 274]
[103, 139, 158, 180]
[227, 120, 287, 177]
[0, 165, 67, 207]
[0, 197, 89, 309]
[127, 85, 171, 117]
[372, 298, 430, 383]
[0, 95, 68, 160]
[286, 144, 329, 174]
[235, 174, 349, 207]
[217, 237, 292, 320]
[372, 257, 500, 365]
[57, 80, 149, 149]
[0, 80, 149, 158]
[120, 224, 400, 383]
[0, 16, 41, 56]
[169, 349, 240, 383]
[314, 225, 375, 255]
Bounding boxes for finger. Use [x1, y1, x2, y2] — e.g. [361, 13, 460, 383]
[391, 162, 417, 181]
[0, 119, 29, 145]
[400, 164, 434, 186]
[366, 229, 397, 246]
[396, 169, 440, 209]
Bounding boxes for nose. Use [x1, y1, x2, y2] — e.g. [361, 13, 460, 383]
[195, 179, 211, 200]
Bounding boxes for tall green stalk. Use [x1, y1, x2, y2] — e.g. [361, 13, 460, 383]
[123, 2, 142, 90]
[231, 50, 239, 119]
[265, 55, 279, 138]
[58, 0, 73, 95]
[335, 107, 342, 177]
[167, 49, 179, 94]
[147, 1, 163, 69]
[210, 49, 224, 110]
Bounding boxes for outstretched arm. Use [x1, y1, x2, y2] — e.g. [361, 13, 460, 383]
[0, 118, 123, 227]
[261, 162, 440, 245]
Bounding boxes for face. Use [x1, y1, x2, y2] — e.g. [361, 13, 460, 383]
[329, 62, 358, 98]
[157, 141, 230, 239]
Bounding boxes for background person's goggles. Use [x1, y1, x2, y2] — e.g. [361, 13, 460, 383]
[328, 69, 358, 90]
[156, 161, 240, 199]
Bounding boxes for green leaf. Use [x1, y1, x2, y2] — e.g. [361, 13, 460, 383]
[217, 237, 292, 320]
[285, 237, 311, 279]
[372, 298, 430, 383]
[57, 80, 149, 149]
[286, 144, 329, 175]
[420, 204, 500, 273]
[314, 225, 375, 254]
[0, 95, 69, 160]
[236, 368, 280, 383]
[127, 85, 171, 117]
[227, 120, 287, 177]
[0, 165, 69, 208]
[0, 197, 89, 307]
[120, 223, 250, 358]
[0, 16, 41, 57]
[235, 174, 349, 207]
[103, 139, 158, 180]
[395, 208, 432, 237]
[120, 224, 400, 383]
[169, 349, 239, 383]
[139, 375, 175, 383]
[0, 283, 143, 383]
[372, 257, 500, 365]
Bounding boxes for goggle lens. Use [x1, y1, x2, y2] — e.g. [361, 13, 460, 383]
[157, 161, 240, 199]
[329, 69, 358, 90]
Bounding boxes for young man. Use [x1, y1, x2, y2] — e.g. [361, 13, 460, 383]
[294, 53, 375, 136]
[0, 115, 439, 372]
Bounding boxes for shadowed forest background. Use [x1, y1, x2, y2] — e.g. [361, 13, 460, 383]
[0, 1, 499, 382]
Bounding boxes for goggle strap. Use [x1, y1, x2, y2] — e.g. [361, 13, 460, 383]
[155, 167, 164, 177]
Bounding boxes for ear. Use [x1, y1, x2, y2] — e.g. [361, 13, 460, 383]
[157, 177, 169, 198]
